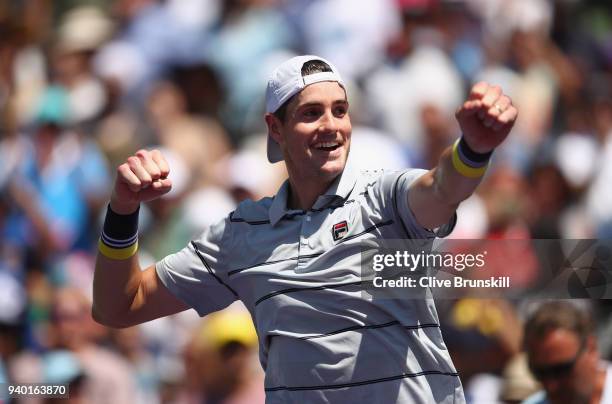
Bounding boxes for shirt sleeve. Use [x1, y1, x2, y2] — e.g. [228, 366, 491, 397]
[155, 217, 238, 316]
[388, 168, 457, 239]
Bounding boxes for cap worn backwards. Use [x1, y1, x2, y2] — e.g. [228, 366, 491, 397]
[265, 55, 345, 163]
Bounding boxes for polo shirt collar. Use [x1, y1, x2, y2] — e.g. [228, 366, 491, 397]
[312, 156, 358, 208]
[269, 181, 292, 226]
[269, 157, 358, 226]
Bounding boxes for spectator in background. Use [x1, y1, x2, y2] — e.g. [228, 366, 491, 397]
[2, 1, 612, 402]
[299, 0, 401, 80]
[523, 301, 612, 404]
[180, 308, 264, 404]
[205, 0, 296, 140]
[586, 95, 612, 238]
[109, 326, 160, 404]
[52, 6, 114, 128]
[6, 287, 138, 403]
[5, 107, 110, 259]
[443, 298, 524, 403]
[365, 2, 464, 164]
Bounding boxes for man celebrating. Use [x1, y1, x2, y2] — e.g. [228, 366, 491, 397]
[93, 55, 517, 403]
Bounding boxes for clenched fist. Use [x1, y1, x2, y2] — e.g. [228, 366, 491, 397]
[110, 149, 172, 214]
[455, 82, 518, 153]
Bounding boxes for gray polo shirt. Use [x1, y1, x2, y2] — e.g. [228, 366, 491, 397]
[156, 160, 465, 404]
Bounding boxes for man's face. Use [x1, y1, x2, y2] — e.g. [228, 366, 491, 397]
[268, 81, 351, 182]
[527, 329, 598, 404]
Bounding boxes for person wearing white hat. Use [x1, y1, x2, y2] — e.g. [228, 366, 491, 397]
[93, 55, 517, 403]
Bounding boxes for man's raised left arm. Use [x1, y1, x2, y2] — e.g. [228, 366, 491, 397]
[408, 82, 518, 230]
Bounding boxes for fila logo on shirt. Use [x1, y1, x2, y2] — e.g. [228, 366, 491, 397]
[332, 221, 349, 241]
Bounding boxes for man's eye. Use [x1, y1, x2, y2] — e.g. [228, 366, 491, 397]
[304, 109, 320, 117]
[334, 107, 347, 116]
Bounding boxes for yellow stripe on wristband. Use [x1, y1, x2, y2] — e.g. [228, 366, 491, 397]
[98, 238, 139, 260]
[451, 139, 489, 178]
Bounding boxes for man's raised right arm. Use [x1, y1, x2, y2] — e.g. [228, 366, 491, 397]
[92, 149, 189, 328]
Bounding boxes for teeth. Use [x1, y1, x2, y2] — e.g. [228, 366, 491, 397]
[314, 142, 339, 149]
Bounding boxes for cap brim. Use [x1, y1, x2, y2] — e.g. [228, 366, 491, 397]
[267, 133, 284, 163]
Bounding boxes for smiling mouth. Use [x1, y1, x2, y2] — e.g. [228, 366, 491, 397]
[313, 141, 341, 152]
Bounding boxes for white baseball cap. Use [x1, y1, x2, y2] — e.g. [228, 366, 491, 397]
[265, 55, 345, 163]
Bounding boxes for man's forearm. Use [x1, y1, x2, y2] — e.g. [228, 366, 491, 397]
[432, 145, 484, 206]
[92, 254, 143, 326]
[92, 203, 143, 327]
[409, 140, 489, 230]
[92, 149, 188, 328]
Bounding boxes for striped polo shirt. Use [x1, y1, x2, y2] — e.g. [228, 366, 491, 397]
[156, 159, 465, 404]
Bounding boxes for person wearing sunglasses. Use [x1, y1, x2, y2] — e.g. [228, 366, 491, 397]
[522, 301, 612, 404]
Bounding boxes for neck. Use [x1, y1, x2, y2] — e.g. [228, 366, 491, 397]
[287, 173, 335, 210]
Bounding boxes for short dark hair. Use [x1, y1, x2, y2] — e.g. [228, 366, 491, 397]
[272, 59, 333, 122]
[523, 301, 593, 349]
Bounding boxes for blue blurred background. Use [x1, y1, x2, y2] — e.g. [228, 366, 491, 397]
[1, 0, 612, 403]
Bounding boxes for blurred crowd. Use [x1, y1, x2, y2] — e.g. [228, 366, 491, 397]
[1, 0, 612, 403]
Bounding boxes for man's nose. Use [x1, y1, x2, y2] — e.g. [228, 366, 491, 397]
[318, 110, 339, 134]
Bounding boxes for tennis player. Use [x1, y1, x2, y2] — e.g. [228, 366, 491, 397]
[93, 55, 517, 403]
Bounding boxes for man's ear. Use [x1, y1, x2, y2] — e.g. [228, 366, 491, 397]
[265, 113, 283, 145]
